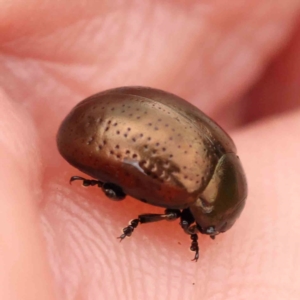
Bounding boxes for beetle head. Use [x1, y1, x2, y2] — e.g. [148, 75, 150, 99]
[190, 153, 247, 235]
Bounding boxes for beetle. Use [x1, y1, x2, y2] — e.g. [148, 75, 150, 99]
[56, 86, 247, 261]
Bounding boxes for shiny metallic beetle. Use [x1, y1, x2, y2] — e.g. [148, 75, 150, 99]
[57, 86, 247, 261]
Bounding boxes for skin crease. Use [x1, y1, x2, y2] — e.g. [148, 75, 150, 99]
[0, 0, 300, 299]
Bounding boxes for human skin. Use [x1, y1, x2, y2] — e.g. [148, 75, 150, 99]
[0, 1, 300, 299]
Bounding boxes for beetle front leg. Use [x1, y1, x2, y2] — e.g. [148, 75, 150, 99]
[190, 234, 199, 262]
[118, 209, 181, 240]
[180, 208, 198, 235]
[180, 208, 200, 261]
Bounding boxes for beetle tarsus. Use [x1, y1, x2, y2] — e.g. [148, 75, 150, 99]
[69, 176, 103, 187]
[118, 219, 140, 241]
[190, 234, 199, 262]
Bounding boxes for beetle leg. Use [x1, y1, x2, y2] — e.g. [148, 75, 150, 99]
[118, 209, 181, 241]
[70, 176, 104, 187]
[138, 209, 181, 223]
[180, 208, 198, 235]
[70, 176, 126, 200]
[190, 234, 199, 262]
[180, 209, 200, 261]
